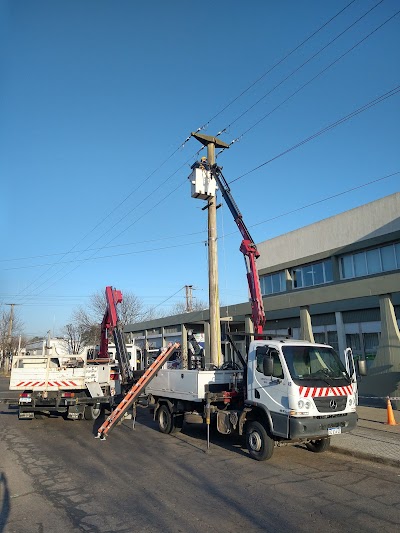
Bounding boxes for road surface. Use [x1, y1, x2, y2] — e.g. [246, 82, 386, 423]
[1, 377, 399, 533]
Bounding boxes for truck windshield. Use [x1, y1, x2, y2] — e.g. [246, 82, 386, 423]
[282, 345, 349, 383]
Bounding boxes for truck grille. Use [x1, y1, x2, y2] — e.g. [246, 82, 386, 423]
[313, 397, 347, 413]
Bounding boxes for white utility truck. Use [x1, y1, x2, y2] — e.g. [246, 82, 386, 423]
[146, 338, 360, 460]
[95, 156, 367, 459]
[143, 158, 365, 460]
[9, 349, 120, 420]
[9, 287, 143, 421]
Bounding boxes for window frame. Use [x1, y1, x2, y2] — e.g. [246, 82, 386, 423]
[339, 242, 400, 280]
[291, 259, 333, 289]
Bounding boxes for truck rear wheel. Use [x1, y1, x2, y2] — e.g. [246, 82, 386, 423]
[157, 405, 181, 434]
[305, 438, 330, 453]
[246, 421, 274, 461]
[84, 405, 101, 421]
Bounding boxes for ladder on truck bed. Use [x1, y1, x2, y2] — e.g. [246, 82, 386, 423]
[96, 342, 179, 440]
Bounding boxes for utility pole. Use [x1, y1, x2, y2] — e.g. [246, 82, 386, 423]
[185, 285, 193, 313]
[191, 132, 229, 366]
[5, 303, 15, 351]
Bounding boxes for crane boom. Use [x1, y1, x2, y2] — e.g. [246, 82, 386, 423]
[211, 165, 266, 336]
[99, 286, 133, 386]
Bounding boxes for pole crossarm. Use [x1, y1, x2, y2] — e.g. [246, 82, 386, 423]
[191, 132, 229, 149]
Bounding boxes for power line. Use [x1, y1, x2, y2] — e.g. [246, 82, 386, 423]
[231, 85, 400, 183]
[219, 0, 385, 137]
[0, 229, 207, 263]
[197, 0, 357, 132]
[144, 286, 185, 315]
[3, 6, 395, 271]
[24, 0, 393, 290]
[4, 240, 206, 271]
[225, 5, 400, 147]
[6, 170, 398, 272]
[13, 147, 202, 300]
[9, 3, 397, 302]
[225, 171, 400, 237]
[17, 175, 192, 298]
[22, 0, 359, 295]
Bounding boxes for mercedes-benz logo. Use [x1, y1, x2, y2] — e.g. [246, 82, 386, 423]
[330, 399, 337, 410]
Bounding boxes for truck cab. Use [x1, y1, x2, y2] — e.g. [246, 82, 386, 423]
[246, 339, 357, 444]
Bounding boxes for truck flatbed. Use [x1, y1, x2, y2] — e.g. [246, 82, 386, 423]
[145, 368, 243, 401]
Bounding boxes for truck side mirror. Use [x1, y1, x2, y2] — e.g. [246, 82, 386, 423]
[357, 359, 367, 376]
[263, 356, 274, 376]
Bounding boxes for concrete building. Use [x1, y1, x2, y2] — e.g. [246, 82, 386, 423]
[125, 192, 400, 404]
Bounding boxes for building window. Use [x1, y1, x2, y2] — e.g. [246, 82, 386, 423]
[260, 271, 285, 295]
[291, 260, 333, 289]
[340, 242, 400, 279]
[327, 331, 339, 353]
[345, 334, 362, 358]
[313, 332, 326, 344]
[363, 333, 380, 361]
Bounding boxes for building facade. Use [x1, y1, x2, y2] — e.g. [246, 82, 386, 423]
[125, 193, 400, 403]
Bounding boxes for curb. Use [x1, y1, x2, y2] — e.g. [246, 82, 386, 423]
[330, 445, 400, 469]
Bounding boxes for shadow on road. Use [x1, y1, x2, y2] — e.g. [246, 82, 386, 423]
[130, 408, 250, 459]
[0, 472, 10, 533]
[0, 405, 18, 416]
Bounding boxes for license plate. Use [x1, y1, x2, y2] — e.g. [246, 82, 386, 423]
[328, 427, 341, 435]
[19, 397, 32, 403]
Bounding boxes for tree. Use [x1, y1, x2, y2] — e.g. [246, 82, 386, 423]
[169, 298, 208, 316]
[62, 323, 85, 355]
[0, 305, 24, 369]
[66, 288, 151, 347]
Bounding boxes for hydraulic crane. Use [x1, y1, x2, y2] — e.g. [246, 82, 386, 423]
[96, 286, 180, 439]
[99, 286, 133, 388]
[210, 164, 266, 337]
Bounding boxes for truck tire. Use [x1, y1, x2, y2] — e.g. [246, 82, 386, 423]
[84, 405, 101, 421]
[246, 421, 274, 461]
[305, 438, 330, 453]
[157, 404, 180, 434]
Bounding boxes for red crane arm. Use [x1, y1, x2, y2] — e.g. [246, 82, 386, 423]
[211, 166, 266, 337]
[99, 286, 123, 358]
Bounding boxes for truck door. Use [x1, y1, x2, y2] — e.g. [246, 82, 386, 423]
[252, 346, 289, 437]
[344, 348, 358, 404]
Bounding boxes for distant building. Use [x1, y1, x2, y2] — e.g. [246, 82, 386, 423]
[23, 337, 70, 356]
[125, 192, 400, 403]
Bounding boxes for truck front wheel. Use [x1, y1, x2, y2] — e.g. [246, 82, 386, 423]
[84, 405, 101, 421]
[246, 421, 274, 461]
[305, 438, 330, 453]
[157, 405, 181, 434]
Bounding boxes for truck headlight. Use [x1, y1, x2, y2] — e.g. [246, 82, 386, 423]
[298, 400, 304, 409]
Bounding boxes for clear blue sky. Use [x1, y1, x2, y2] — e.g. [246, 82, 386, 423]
[1, 0, 399, 338]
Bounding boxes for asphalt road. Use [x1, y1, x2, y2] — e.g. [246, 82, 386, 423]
[1, 376, 399, 533]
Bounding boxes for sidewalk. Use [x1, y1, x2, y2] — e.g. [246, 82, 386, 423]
[330, 405, 400, 468]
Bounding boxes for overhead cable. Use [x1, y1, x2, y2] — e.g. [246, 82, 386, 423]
[219, 0, 385, 136]
[231, 85, 400, 183]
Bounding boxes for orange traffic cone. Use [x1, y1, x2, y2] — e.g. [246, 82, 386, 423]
[386, 397, 397, 426]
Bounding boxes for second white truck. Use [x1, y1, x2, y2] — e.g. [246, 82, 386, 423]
[9, 350, 120, 420]
[146, 338, 361, 460]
